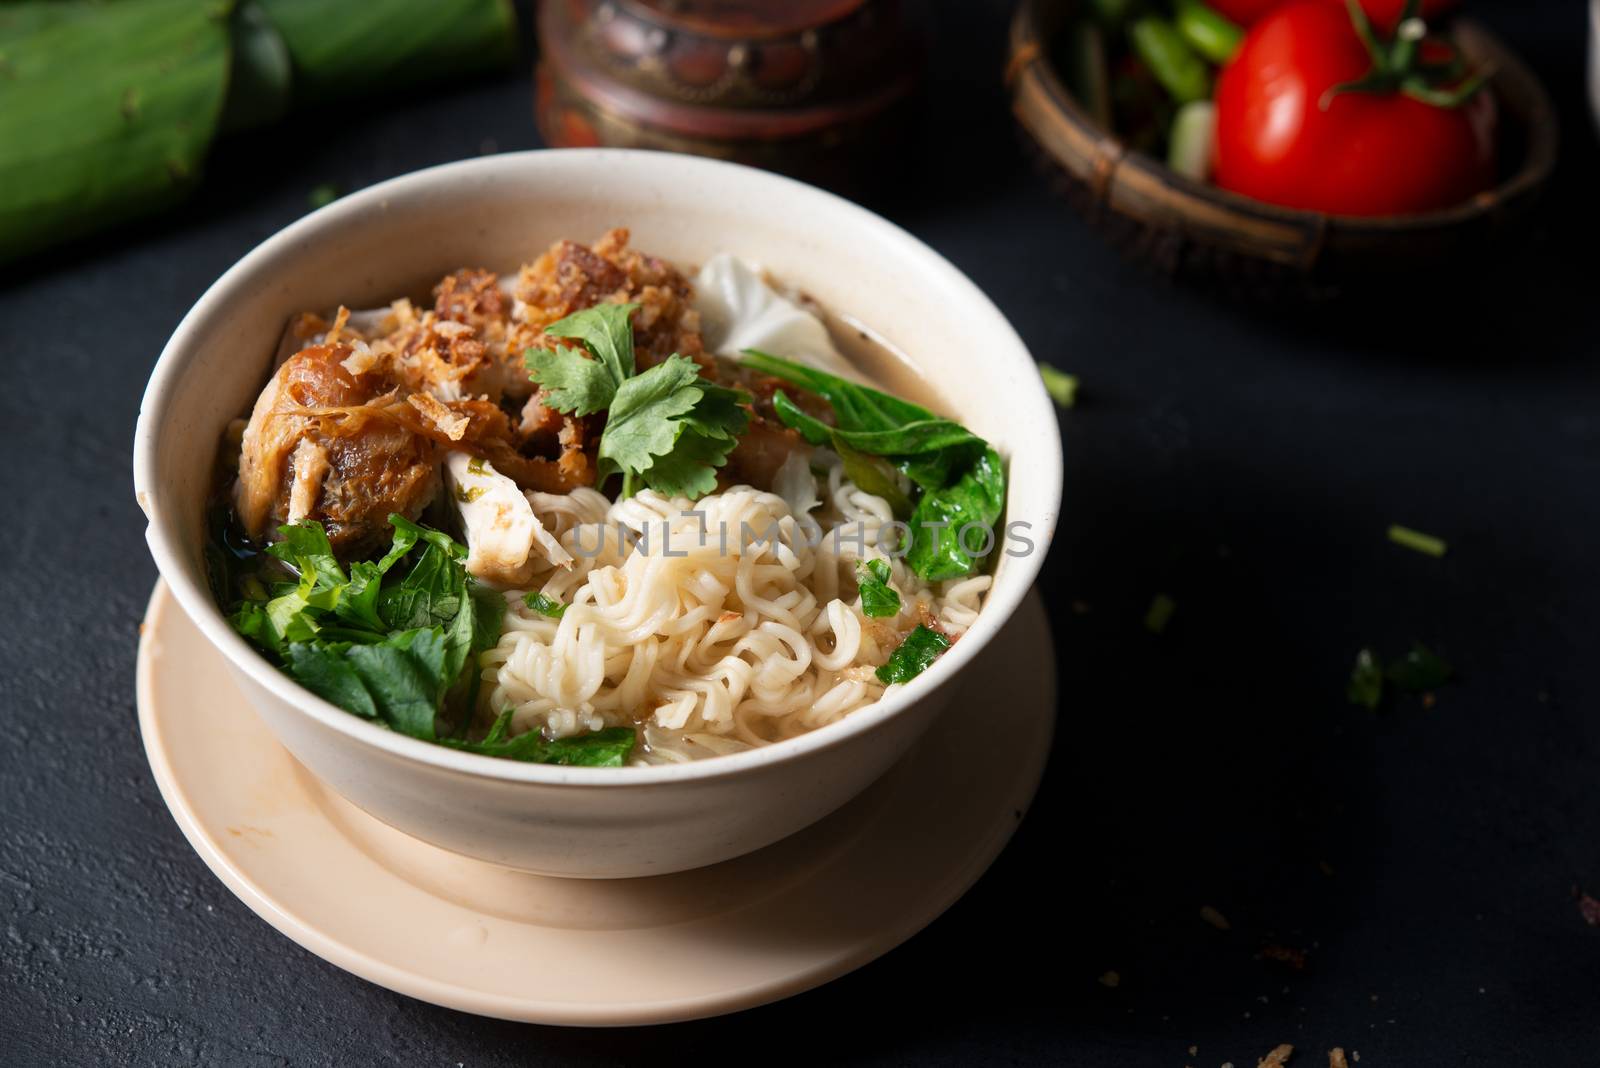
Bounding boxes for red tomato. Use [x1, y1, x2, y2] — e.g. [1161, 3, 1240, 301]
[1340, 0, 1459, 32]
[1211, 0, 1458, 28]
[1212, 1, 1495, 216]
[1206, 0, 1285, 24]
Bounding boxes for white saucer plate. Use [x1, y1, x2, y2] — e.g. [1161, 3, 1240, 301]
[137, 582, 1056, 1025]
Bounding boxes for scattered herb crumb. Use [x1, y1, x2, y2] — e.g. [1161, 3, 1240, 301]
[307, 183, 340, 210]
[1259, 1046, 1294, 1067]
[1097, 970, 1120, 988]
[1385, 643, 1452, 693]
[1348, 643, 1451, 710]
[1144, 593, 1176, 634]
[1346, 648, 1384, 710]
[1199, 905, 1231, 931]
[1039, 363, 1078, 408]
[1262, 943, 1308, 970]
[875, 625, 950, 685]
[1388, 523, 1448, 558]
[523, 592, 566, 619]
[856, 559, 901, 618]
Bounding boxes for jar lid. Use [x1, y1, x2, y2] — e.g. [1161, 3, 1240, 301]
[537, 0, 921, 188]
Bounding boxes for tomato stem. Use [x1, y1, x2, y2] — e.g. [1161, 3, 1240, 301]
[1322, 0, 1487, 112]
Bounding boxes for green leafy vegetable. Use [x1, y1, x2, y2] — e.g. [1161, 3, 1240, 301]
[526, 304, 750, 497]
[1173, 0, 1243, 65]
[439, 710, 636, 766]
[1385, 643, 1452, 693]
[835, 442, 914, 517]
[524, 592, 567, 619]
[307, 183, 339, 209]
[857, 559, 901, 618]
[602, 356, 747, 498]
[1388, 524, 1448, 558]
[1144, 593, 1176, 634]
[1039, 364, 1079, 409]
[1347, 648, 1384, 711]
[904, 446, 1007, 582]
[544, 301, 639, 389]
[1347, 643, 1452, 710]
[741, 350, 1006, 583]
[875, 625, 952, 685]
[227, 515, 505, 749]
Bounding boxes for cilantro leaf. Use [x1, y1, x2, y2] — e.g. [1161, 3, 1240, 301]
[598, 356, 707, 479]
[636, 388, 750, 499]
[529, 309, 750, 499]
[544, 302, 638, 385]
[857, 559, 901, 618]
[524, 591, 566, 619]
[524, 345, 620, 416]
[526, 303, 642, 415]
[639, 377, 751, 497]
[875, 625, 951, 685]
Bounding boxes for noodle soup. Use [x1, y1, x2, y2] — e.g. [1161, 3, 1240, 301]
[207, 230, 1007, 767]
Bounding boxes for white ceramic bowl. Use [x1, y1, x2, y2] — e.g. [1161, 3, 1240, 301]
[134, 149, 1062, 878]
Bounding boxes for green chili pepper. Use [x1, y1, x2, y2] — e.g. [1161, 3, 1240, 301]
[1174, 0, 1245, 65]
[1129, 16, 1211, 105]
[1167, 100, 1216, 180]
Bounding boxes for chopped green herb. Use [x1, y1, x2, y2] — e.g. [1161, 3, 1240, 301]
[466, 456, 489, 476]
[741, 349, 1006, 583]
[875, 624, 951, 685]
[1385, 643, 1452, 693]
[526, 303, 750, 498]
[1388, 524, 1448, 558]
[856, 559, 901, 618]
[1174, 0, 1243, 64]
[1347, 648, 1384, 710]
[1144, 593, 1176, 634]
[307, 183, 339, 210]
[1347, 642, 1452, 710]
[228, 515, 504, 749]
[454, 484, 486, 504]
[1039, 364, 1079, 408]
[439, 710, 635, 766]
[523, 591, 566, 619]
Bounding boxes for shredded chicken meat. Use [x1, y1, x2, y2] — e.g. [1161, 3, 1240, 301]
[232, 228, 806, 561]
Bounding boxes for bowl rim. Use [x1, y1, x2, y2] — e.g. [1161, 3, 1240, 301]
[133, 147, 1063, 788]
[1007, 0, 1559, 232]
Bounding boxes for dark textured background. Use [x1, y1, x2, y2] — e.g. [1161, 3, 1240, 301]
[3, 1, 1598, 1064]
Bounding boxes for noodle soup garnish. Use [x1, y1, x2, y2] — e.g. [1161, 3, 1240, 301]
[208, 229, 1007, 765]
